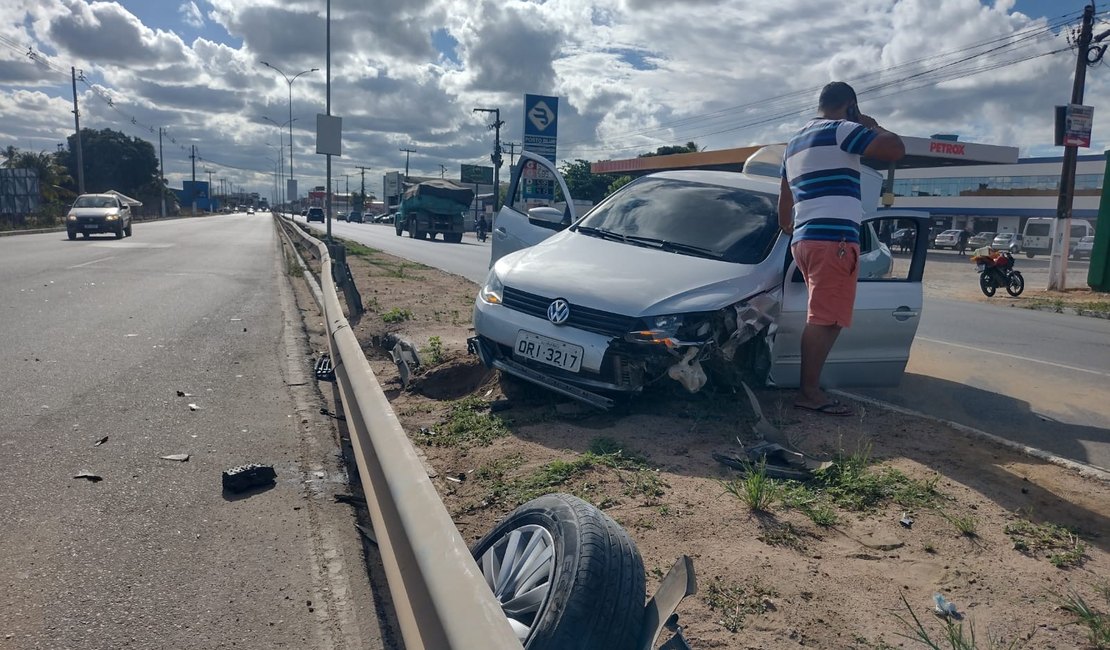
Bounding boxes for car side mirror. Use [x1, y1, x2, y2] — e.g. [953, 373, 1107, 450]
[527, 207, 562, 223]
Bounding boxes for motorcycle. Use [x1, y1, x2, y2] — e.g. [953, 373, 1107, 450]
[972, 249, 1024, 297]
[476, 220, 488, 242]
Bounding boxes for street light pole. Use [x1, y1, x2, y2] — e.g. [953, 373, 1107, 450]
[263, 116, 295, 212]
[260, 60, 318, 202]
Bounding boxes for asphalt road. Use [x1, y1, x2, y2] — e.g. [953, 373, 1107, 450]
[297, 213, 1110, 472]
[0, 214, 381, 649]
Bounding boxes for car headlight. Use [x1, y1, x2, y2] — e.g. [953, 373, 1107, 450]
[67, 214, 77, 221]
[479, 270, 503, 305]
[106, 213, 119, 220]
[626, 314, 688, 346]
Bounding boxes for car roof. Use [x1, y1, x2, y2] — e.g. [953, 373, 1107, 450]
[644, 169, 779, 195]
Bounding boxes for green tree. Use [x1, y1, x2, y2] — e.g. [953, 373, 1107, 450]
[639, 141, 700, 157]
[606, 175, 634, 197]
[59, 128, 160, 201]
[558, 159, 613, 204]
[1, 145, 19, 168]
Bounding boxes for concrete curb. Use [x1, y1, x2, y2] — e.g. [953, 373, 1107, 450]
[0, 227, 65, 237]
[833, 389, 1110, 483]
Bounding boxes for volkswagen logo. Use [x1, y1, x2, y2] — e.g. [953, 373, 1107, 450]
[547, 299, 570, 325]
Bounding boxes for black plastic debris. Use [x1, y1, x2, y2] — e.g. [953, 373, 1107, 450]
[334, 494, 366, 506]
[489, 399, 513, 413]
[74, 471, 102, 483]
[222, 464, 277, 493]
[314, 355, 335, 381]
[93, 436, 108, 447]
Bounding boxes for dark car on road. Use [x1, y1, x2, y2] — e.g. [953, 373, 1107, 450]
[307, 207, 325, 223]
[66, 193, 134, 240]
[347, 210, 365, 223]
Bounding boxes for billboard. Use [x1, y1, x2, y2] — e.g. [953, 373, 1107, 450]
[0, 168, 40, 214]
[461, 164, 494, 185]
[287, 178, 298, 201]
[384, 171, 402, 206]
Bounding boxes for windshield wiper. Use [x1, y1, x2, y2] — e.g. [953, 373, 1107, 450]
[574, 226, 626, 242]
[622, 235, 724, 259]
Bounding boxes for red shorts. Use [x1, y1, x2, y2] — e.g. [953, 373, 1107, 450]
[791, 240, 860, 328]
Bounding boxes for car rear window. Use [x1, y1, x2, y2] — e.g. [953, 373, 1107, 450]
[1026, 223, 1051, 237]
[575, 177, 780, 264]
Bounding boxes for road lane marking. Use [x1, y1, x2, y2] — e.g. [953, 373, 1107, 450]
[67, 256, 116, 269]
[917, 336, 1109, 377]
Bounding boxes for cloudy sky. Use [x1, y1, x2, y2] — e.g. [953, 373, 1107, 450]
[0, 0, 1104, 199]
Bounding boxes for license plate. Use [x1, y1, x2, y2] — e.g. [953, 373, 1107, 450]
[976, 263, 986, 271]
[514, 331, 583, 373]
[83, 224, 99, 229]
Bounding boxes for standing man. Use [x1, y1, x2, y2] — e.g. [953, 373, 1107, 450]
[957, 226, 971, 256]
[778, 81, 905, 415]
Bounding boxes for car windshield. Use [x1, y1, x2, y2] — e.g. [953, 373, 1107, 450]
[573, 177, 779, 264]
[74, 196, 116, 208]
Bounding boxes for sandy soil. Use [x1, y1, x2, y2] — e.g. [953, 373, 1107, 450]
[330, 239, 1108, 649]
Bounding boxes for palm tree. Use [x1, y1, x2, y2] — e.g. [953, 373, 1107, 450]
[14, 151, 74, 203]
[1, 145, 19, 168]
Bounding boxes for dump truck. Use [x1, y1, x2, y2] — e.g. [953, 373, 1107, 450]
[394, 180, 473, 243]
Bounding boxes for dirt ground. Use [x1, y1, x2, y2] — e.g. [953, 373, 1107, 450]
[309, 236, 1109, 649]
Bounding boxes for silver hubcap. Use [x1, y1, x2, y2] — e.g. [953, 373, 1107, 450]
[480, 524, 556, 642]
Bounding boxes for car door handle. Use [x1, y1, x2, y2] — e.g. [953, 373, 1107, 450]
[494, 227, 508, 239]
[891, 306, 919, 321]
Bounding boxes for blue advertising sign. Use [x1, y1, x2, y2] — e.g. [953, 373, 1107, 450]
[522, 94, 558, 201]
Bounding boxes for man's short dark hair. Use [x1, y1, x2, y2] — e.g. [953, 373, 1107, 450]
[819, 81, 857, 111]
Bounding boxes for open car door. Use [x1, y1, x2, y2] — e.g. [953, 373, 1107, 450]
[769, 214, 930, 388]
[490, 151, 577, 267]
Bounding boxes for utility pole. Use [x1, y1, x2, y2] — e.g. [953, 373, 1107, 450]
[504, 141, 521, 168]
[70, 67, 85, 194]
[190, 145, 197, 216]
[158, 127, 166, 218]
[325, 0, 332, 240]
[399, 147, 415, 182]
[1051, 3, 1102, 290]
[473, 108, 505, 210]
[438, 164, 447, 179]
[205, 168, 214, 211]
[354, 165, 370, 212]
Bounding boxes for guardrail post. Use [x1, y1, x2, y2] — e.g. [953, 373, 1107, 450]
[327, 241, 364, 317]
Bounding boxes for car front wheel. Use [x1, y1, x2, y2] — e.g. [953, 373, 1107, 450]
[472, 493, 646, 649]
[67, 231, 76, 241]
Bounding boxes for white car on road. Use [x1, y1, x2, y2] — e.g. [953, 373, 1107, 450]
[471, 151, 928, 409]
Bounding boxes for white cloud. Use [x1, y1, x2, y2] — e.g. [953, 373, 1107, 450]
[0, 0, 1101, 195]
[179, 1, 204, 28]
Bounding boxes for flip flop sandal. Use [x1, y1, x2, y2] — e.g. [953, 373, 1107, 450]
[794, 401, 853, 417]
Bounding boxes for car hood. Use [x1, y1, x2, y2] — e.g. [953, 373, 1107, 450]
[495, 230, 783, 317]
[71, 207, 117, 217]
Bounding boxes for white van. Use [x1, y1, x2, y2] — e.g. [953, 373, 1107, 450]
[1022, 218, 1094, 258]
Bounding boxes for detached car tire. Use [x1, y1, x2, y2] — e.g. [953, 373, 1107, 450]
[471, 493, 646, 650]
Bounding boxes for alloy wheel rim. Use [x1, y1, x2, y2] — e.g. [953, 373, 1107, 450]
[480, 524, 557, 642]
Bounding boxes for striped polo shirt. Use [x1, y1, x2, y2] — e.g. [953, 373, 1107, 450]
[781, 118, 878, 244]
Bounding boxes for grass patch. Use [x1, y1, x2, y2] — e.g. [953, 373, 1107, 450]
[422, 396, 509, 448]
[587, 436, 650, 469]
[1061, 589, 1110, 648]
[940, 511, 978, 538]
[1005, 519, 1088, 568]
[722, 457, 779, 512]
[423, 336, 445, 364]
[479, 443, 662, 509]
[704, 578, 778, 633]
[341, 239, 379, 258]
[812, 446, 940, 512]
[284, 255, 304, 277]
[894, 592, 1031, 649]
[381, 307, 414, 323]
[757, 520, 807, 550]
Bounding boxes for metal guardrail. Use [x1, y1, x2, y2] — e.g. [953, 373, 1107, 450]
[275, 215, 523, 650]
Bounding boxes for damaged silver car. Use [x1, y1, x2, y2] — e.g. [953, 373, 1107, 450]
[470, 150, 929, 409]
